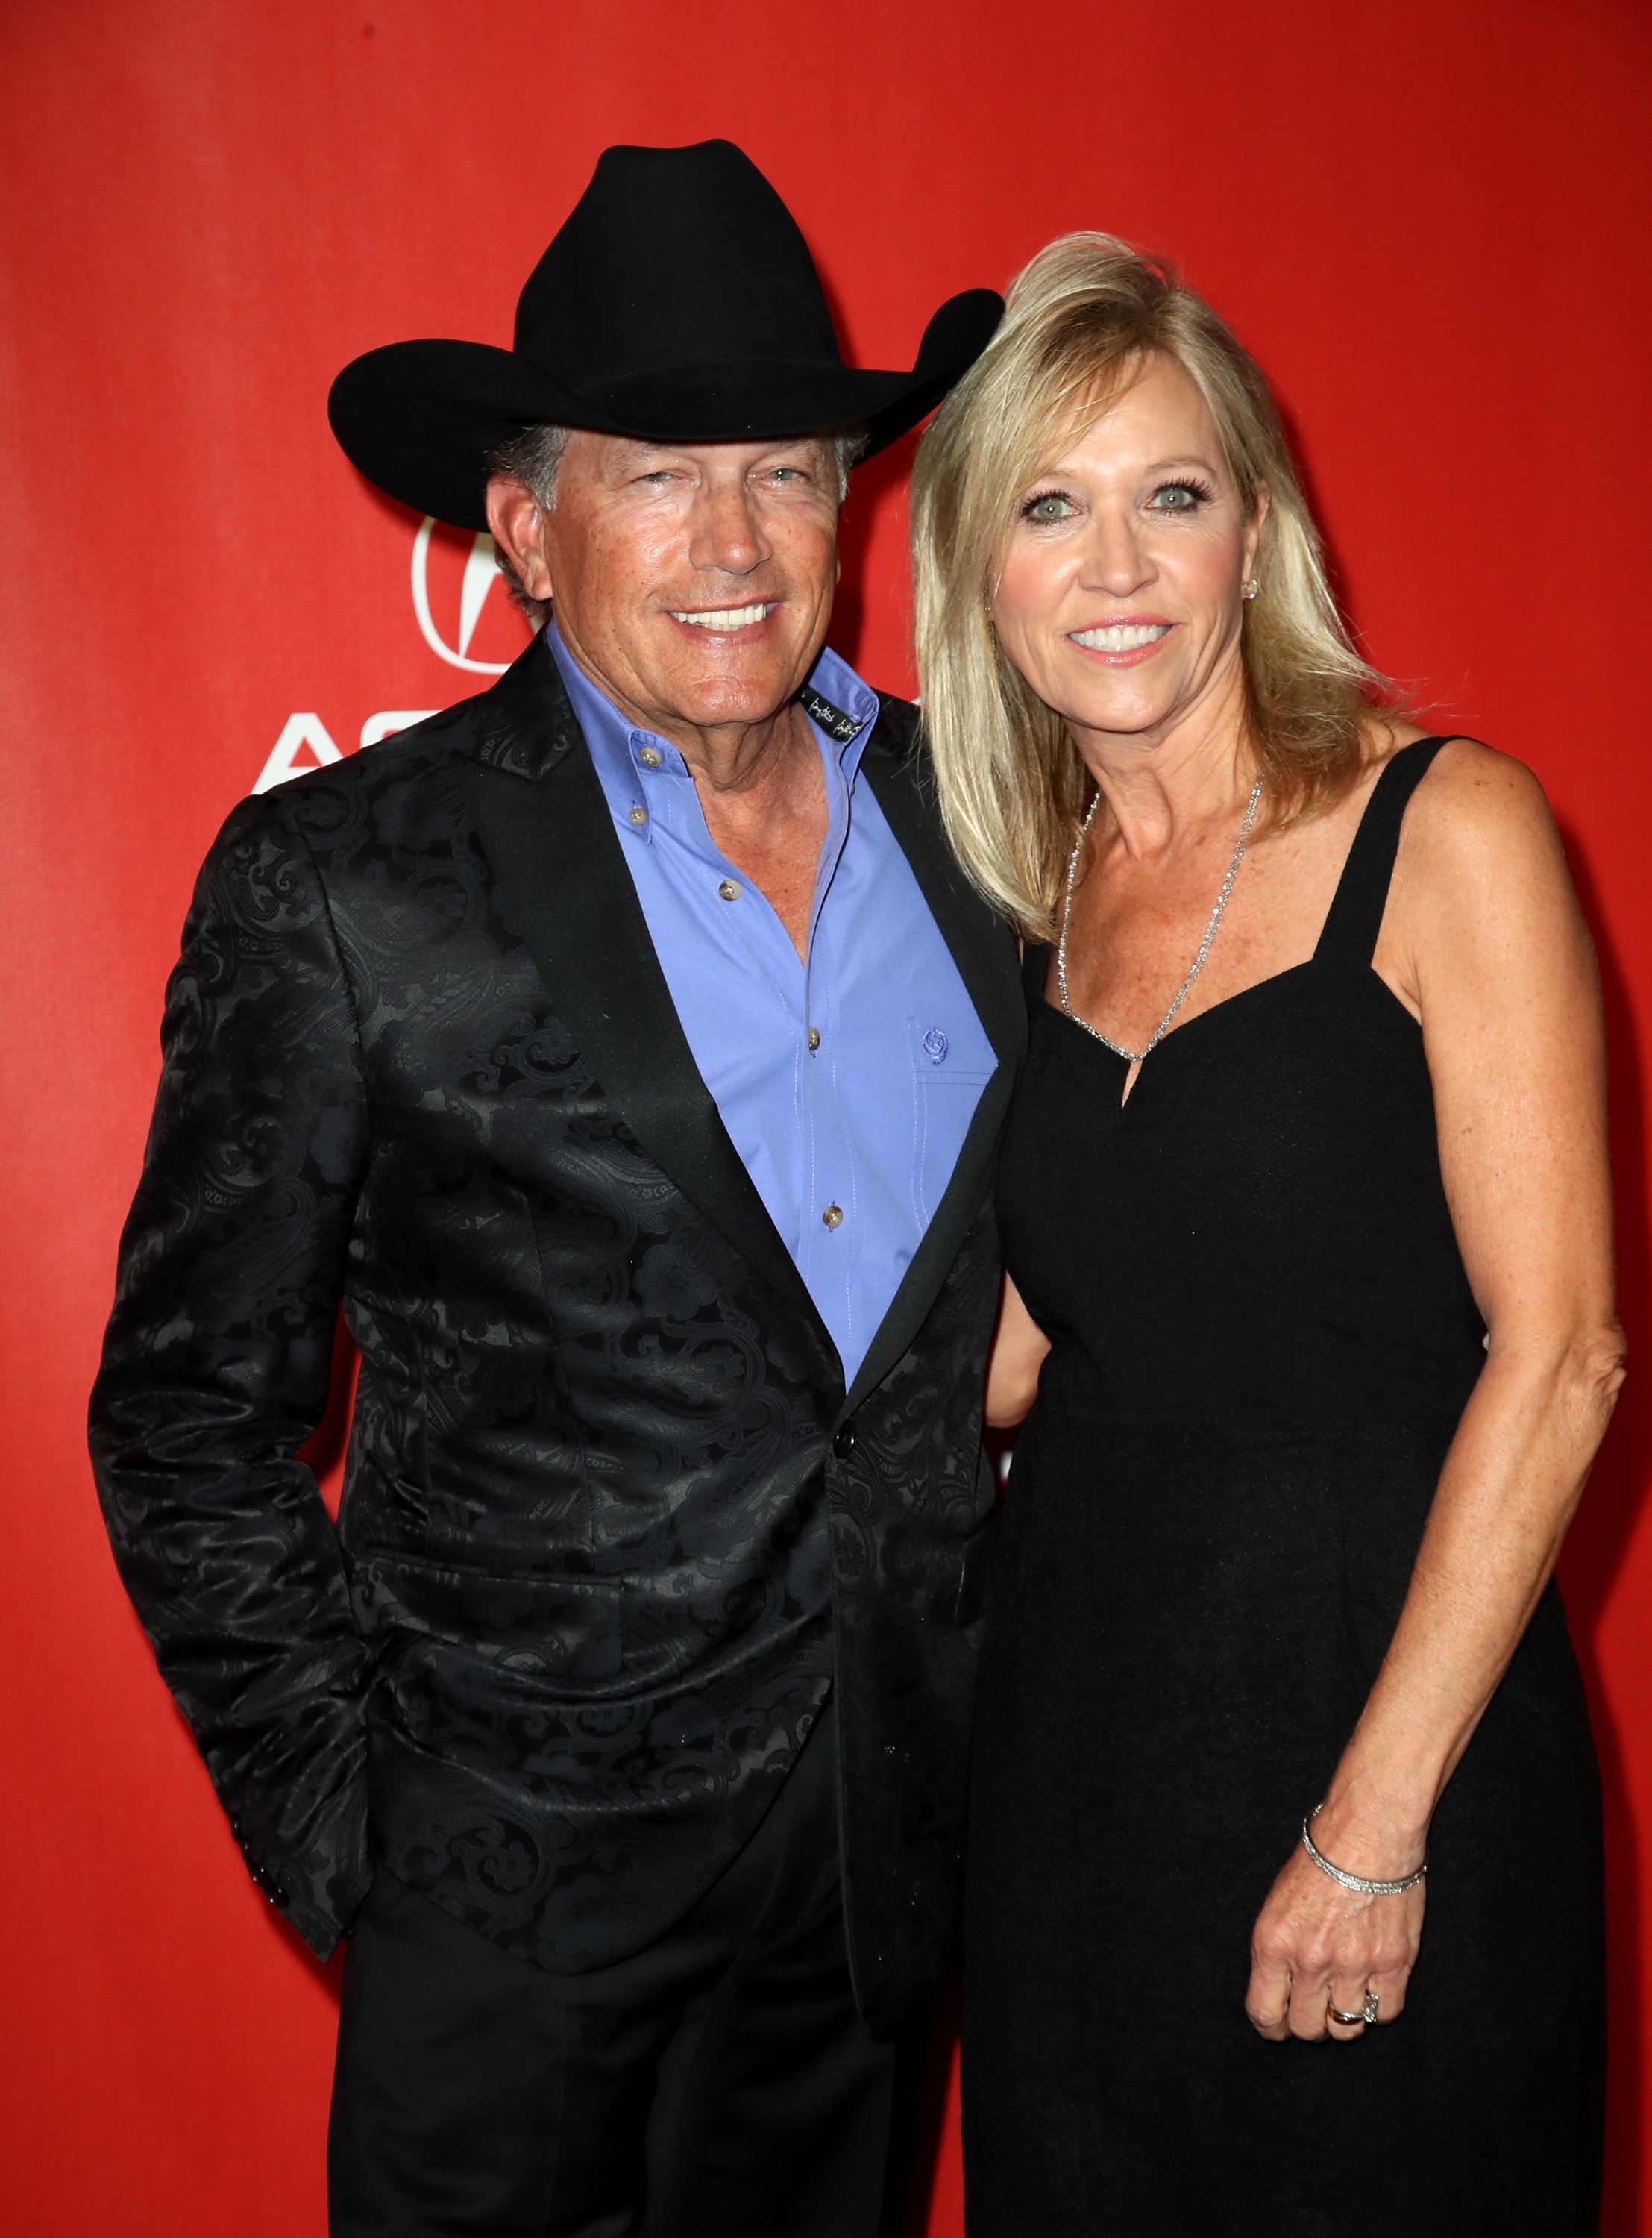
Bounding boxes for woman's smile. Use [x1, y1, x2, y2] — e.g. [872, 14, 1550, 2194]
[1067, 616, 1175, 662]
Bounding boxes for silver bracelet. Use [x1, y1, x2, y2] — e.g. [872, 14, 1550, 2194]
[1301, 1804, 1428, 1896]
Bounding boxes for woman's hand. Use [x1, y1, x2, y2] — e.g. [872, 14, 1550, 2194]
[984, 1273, 1050, 1427]
[1245, 1817, 1425, 2043]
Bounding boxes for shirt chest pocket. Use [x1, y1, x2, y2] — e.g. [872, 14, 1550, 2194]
[908, 1014, 996, 1226]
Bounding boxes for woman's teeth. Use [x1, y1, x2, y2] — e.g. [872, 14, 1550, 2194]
[670, 603, 771, 631]
[1070, 622, 1171, 651]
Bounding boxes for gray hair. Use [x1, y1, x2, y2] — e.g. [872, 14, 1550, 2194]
[486, 424, 867, 630]
[486, 422, 576, 513]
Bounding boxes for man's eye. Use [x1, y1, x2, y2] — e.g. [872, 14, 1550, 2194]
[1021, 492, 1075, 524]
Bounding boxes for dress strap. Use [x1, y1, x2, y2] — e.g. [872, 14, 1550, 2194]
[1312, 738, 1456, 969]
[1023, 941, 1052, 1012]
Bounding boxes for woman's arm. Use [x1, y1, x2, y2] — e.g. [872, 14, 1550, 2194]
[1246, 742, 1625, 2043]
[986, 1273, 1052, 1427]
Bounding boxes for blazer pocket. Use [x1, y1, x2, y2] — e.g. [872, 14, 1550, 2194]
[354, 1553, 623, 1679]
[952, 1508, 1000, 1628]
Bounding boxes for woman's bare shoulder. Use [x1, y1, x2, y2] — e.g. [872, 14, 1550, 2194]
[1325, 721, 1538, 815]
[1366, 728, 1581, 997]
[1362, 726, 1577, 1015]
[1397, 733, 1560, 883]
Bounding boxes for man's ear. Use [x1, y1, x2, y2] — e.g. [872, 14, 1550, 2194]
[485, 477, 553, 604]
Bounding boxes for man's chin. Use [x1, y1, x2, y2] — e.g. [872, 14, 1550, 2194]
[641, 654, 817, 733]
[667, 692, 803, 733]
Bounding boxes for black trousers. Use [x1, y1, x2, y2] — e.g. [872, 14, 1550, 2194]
[328, 1701, 924, 2237]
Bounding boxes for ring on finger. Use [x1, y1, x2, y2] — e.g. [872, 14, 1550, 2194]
[1326, 1990, 1381, 2028]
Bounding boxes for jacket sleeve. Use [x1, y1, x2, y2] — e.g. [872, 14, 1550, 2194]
[89, 785, 373, 1957]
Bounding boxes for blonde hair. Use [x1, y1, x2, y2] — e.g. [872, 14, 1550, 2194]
[910, 233, 1395, 939]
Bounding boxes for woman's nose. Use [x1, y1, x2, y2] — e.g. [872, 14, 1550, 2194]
[1080, 510, 1152, 597]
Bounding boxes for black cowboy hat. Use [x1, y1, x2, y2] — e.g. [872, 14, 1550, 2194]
[328, 139, 1003, 530]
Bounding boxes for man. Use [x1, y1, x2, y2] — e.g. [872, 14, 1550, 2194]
[90, 140, 1020, 2236]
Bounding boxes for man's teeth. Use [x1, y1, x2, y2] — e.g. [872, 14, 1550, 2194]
[670, 603, 771, 631]
[1071, 622, 1171, 651]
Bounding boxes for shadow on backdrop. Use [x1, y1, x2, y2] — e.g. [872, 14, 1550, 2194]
[1557, 827, 1648, 2234]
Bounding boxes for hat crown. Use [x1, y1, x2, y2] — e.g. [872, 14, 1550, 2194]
[327, 136, 1003, 530]
[513, 140, 844, 393]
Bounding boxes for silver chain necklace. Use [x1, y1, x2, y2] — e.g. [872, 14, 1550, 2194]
[1057, 776, 1264, 1065]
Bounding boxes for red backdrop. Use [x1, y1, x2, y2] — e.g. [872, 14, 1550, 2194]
[3, 2, 1650, 2227]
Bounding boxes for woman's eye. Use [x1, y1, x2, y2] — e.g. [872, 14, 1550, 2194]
[1149, 482, 1209, 513]
[1022, 492, 1075, 524]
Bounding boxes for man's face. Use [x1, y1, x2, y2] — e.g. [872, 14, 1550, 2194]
[513, 433, 843, 743]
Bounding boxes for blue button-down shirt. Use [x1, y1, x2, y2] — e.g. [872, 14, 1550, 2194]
[547, 624, 994, 1389]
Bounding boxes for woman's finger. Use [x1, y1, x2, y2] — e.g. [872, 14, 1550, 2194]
[1324, 1976, 1370, 2040]
[1286, 1965, 1334, 2041]
[1245, 1940, 1293, 2040]
[1367, 1965, 1409, 2022]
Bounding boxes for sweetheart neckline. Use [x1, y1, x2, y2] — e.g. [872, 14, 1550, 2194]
[1038, 959, 1422, 1106]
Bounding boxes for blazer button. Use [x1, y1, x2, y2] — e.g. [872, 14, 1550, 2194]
[833, 1424, 856, 1459]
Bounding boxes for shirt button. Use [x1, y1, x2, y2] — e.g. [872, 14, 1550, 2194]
[807, 1027, 820, 1051]
[638, 746, 662, 768]
[718, 879, 740, 901]
[822, 1203, 844, 1229]
[628, 805, 647, 825]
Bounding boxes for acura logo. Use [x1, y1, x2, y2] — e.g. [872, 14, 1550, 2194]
[254, 515, 512, 793]
[411, 515, 510, 674]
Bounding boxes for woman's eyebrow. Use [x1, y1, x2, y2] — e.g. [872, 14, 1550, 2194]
[1028, 449, 1225, 481]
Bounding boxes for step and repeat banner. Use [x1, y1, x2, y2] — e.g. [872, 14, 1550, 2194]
[4, 2, 1650, 2228]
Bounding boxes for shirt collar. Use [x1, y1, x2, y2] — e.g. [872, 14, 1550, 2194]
[797, 645, 879, 775]
[541, 621, 880, 845]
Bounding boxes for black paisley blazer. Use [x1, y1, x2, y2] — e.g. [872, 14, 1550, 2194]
[89, 642, 1024, 2035]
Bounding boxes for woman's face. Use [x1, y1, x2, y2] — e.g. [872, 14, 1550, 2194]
[990, 351, 1264, 751]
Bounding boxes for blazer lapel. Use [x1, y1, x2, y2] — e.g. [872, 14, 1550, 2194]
[457, 648, 831, 1361]
[843, 709, 1026, 1416]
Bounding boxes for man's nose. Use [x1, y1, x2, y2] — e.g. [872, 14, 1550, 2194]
[688, 483, 769, 577]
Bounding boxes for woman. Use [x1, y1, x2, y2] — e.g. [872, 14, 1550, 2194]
[911, 235, 1621, 2234]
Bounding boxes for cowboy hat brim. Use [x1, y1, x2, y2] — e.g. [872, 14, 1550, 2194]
[327, 288, 1003, 530]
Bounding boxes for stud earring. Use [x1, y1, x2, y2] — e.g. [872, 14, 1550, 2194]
[1242, 577, 1260, 602]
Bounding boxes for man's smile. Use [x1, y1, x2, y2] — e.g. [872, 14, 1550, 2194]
[666, 600, 779, 634]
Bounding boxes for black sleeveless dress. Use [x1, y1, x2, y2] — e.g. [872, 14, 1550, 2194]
[963, 743, 1604, 2237]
